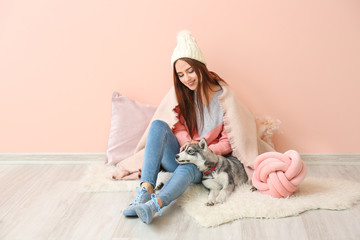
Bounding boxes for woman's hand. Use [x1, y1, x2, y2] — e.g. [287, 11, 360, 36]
[180, 140, 199, 152]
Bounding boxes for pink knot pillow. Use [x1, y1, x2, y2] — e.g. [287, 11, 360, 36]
[252, 150, 307, 198]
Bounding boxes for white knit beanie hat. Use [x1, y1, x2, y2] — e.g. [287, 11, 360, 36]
[171, 30, 206, 66]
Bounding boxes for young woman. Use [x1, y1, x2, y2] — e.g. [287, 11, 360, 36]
[122, 30, 273, 224]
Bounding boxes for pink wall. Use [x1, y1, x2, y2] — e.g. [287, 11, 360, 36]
[1, 0, 359, 153]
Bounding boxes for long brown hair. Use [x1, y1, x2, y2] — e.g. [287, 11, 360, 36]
[173, 58, 227, 138]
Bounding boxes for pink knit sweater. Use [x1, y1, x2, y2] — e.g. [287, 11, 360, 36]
[172, 112, 232, 156]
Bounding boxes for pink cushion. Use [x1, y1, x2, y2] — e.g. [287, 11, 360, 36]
[252, 150, 307, 198]
[105, 92, 157, 165]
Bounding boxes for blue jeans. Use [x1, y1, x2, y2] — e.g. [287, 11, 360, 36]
[140, 120, 202, 207]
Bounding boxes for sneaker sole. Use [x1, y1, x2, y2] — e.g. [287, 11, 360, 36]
[123, 209, 138, 217]
[123, 192, 151, 218]
[135, 204, 152, 224]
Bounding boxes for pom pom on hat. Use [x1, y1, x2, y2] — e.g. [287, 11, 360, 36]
[171, 30, 206, 66]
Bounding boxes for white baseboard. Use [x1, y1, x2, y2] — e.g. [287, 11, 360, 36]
[300, 153, 360, 165]
[0, 153, 106, 165]
[0, 153, 359, 165]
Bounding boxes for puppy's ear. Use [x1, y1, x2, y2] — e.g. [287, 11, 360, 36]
[199, 138, 208, 149]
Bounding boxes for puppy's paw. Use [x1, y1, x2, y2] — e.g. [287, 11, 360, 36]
[205, 201, 215, 206]
[215, 192, 227, 204]
[250, 186, 258, 192]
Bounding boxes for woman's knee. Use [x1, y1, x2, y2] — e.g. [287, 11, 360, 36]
[175, 164, 202, 183]
[150, 120, 170, 132]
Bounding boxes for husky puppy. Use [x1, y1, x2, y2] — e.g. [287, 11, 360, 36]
[175, 139, 248, 206]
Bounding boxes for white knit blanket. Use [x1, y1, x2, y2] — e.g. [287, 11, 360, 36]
[80, 162, 360, 228]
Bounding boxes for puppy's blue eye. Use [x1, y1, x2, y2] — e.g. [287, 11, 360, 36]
[188, 149, 195, 154]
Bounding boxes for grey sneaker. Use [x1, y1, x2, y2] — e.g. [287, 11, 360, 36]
[123, 187, 151, 217]
[135, 193, 162, 224]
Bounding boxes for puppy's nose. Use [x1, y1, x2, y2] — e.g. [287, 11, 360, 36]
[175, 154, 179, 160]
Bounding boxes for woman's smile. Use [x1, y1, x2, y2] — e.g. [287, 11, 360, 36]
[187, 80, 196, 86]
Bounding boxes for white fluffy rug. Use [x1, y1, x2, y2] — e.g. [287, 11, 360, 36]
[80, 162, 360, 227]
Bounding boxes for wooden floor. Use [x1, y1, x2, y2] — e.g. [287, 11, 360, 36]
[0, 160, 360, 240]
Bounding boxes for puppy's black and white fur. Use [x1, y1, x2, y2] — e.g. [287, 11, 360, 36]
[175, 139, 248, 206]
